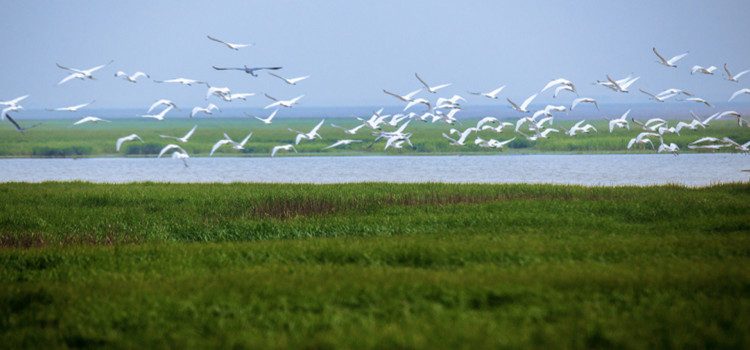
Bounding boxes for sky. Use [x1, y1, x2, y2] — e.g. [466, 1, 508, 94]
[2, 1, 750, 118]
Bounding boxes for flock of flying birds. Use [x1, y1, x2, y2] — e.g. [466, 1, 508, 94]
[2, 40, 750, 166]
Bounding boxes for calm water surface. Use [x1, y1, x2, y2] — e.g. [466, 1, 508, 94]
[1, 154, 748, 186]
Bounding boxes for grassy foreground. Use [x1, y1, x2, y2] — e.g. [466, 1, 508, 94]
[1, 182, 750, 348]
[1, 117, 749, 157]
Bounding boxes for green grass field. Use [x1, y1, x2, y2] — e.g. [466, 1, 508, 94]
[1, 116, 748, 157]
[2, 182, 749, 348]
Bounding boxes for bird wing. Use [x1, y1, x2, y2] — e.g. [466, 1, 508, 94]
[667, 52, 688, 65]
[324, 141, 344, 149]
[541, 78, 563, 93]
[652, 47, 668, 64]
[414, 73, 429, 89]
[288, 76, 310, 84]
[506, 98, 521, 111]
[520, 93, 538, 110]
[264, 93, 278, 102]
[183, 124, 199, 140]
[239, 132, 253, 146]
[441, 133, 458, 144]
[159, 144, 185, 158]
[55, 62, 81, 73]
[733, 69, 750, 81]
[729, 89, 749, 102]
[210, 140, 231, 156]
[310, 119, 325, 134]
[268, 72, 288, 82]
[488, 86, 506, 97]
[403, 88, 422, 101]
[57, 73, 83, 85]
[207, 35, 227, 45]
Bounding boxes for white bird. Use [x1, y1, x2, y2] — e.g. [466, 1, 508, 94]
[541, 78, 576, 94]
[606, 110, 630, 132]
[171, 150, 190, 167]
[289, 119, 325, 144]
[553, 85, 577, 98]
[689, 136, 723, 146]
[70, 116, 110, 127]
[475, 137, 515, 149]
[480, 123, 514, 133]
[596, 74, 640, 93]
[678, 97, 714, 108]
[229, 92, 255, 101]
[331, 123, 366, 135]
[476, 116, 502, 130]
[0, 95, 29, 107]
[160, 124, 198, 143]
[653, 47, 688, 68]
[627, 132, 659, 149]
[324, 139, 362, 149]
[631, 118, 667, 132]
[213, 65, 283, 77]
[116, 134, 143, 152]
[723, 64, 750, 83]
[721, 137, 750, 153]
[532, 105, 566, 119]
[190, 104, 220, 118]
[246, 109, 278, 125]
[148, 99, 180, 113]
[264, 94, 304, 109]
[605, 74, 641, 93]
[46, 101, 94, 112]
[468, 86, 506, 99]
[657, 139, 680, 155]
[404, 98, 431, 111]
[154, 78, 207, 86]
[158, 144, 187, 158]
[383, 88, 422, 102]
[562, 120, 598, 136]
[271, 144, 297, 157]
[415, 73, 451, 93]
[444, 127, 478, 146]
[674, 120, 705, 133]
[729, 88, 750, 102]
[207, 35, 252, 50]
[140, 105, 174, 120]
[690, 65, 717, 75]
[114, 71, 149, 82]
[268, 72, 309, 85]
[570, 97, 600, 111]
[435, 94, 466, 106]
[55, 60, 113, 83]
[206, 86, 231, 101]
[507, 93, 538, 113]
[656, 88, 693, 98]
[640, 89, 670, 102]
[210, 132, 253, 156]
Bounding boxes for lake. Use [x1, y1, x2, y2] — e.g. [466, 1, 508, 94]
[1, 154, 748, 186]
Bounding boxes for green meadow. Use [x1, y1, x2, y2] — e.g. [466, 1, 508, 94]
[1, 116, 748, 157]
[2, 182, 749, 348]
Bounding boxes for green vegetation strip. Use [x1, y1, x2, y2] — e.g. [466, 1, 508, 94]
[1, 182, 750, 348]
[1, 117, 749, 157]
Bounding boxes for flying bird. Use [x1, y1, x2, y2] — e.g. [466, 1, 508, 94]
[160, 124, 198, 143]
[148, 99, 180, 113]
[114, 71, 150, 82]
[571, 97, 599, 111]
[70, 116, 110, 127]
[468, 86, 506, 99]
[246, 109, 278, 124]
[158, 144, 187, 158]
[690, 65, 717, 75]
[46, 101, 94, 112]
[331, 123, 366, 135]
[288, 119, 325, 144]
[729, 88, 750, 102]
[268, 72, 309, 85]
[679, 97, 714, 108]
[541, 78, 576, 94]
[507, 93, 538, 113]
[212, 65, 282, 77]
[190, 104, 220, 118]
[324, 139, 362, 149]
[264, 94, 304, 109]
[116, 134, 143, 151]
[653, 47, 688, 68]
[210, 132, 253, 156]
[140, 105, 174, 120]
[207, 35, 253, 50]
[383, 88, 422, 102]
[55, 60, 114, 84]
[0, 95, 29, 107]
[415, 73, 451, 93]
[154, 78, 207, 86]
[723, 64, 750, 82]
[271, 144, 297, 157]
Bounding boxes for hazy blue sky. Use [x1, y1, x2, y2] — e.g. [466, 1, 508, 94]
[2, 1, 750, 114]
